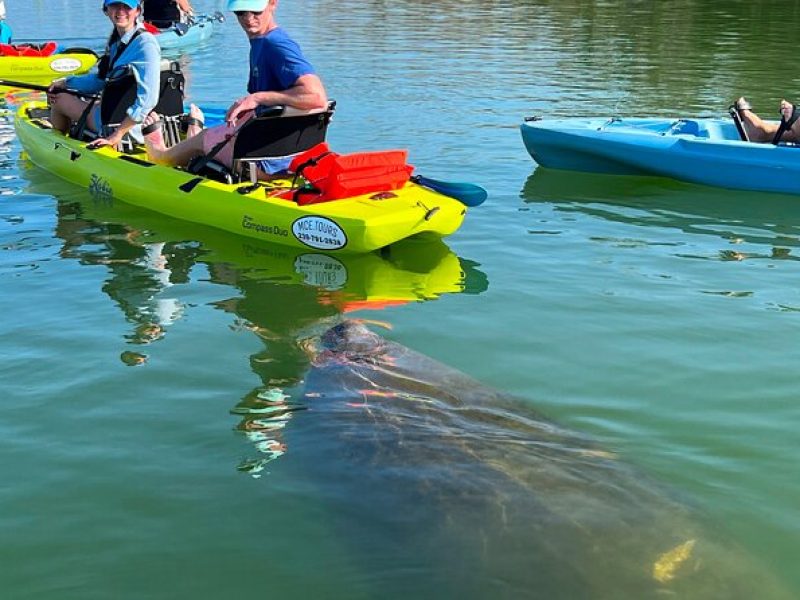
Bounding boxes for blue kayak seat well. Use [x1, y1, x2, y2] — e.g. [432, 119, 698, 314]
[666, 119, 702, 137]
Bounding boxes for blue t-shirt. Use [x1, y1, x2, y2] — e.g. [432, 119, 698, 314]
[247, 27, 315, 94]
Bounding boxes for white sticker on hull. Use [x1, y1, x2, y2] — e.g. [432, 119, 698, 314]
[292, 216, 347, 250]
[294, 254, 347, 290]
[49, 58, 83, 73]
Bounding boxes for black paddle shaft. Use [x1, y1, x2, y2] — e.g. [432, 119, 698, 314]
[0, 79, 97, 98]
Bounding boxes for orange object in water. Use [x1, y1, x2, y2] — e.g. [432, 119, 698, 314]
[288, 142, 414, 205]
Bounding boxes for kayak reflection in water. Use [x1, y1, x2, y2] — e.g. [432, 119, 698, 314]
[730, 96, 800, 143]
[142, 0, 327, 177]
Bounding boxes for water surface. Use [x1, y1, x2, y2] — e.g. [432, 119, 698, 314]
[2, 1, 799, 597]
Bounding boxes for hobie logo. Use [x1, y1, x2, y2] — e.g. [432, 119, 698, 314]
[292, 216, 347, 250]
[49, 58, 83, 73]
[88, 174, 113, 205]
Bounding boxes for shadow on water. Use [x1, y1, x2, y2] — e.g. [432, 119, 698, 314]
[521, 166, 800, 256]
[20, 162, 488, 475]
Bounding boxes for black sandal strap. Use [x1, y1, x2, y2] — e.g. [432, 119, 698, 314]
[141, 119, 162, 136]
[183, 116, 204, 130]
[773, 102, 800, 145]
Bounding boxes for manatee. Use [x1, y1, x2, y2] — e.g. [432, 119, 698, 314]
[290, 320, 791, 600]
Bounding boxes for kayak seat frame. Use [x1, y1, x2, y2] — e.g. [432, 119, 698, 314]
[230, 100, 336, 184]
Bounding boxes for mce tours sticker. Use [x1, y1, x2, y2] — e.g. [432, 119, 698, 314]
[292, 216, 347, 250]
[49, 58, 83, 73]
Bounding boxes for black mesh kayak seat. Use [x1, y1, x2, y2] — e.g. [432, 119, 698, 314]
[102, 59, 185, 148]
[188, 100, 336, 184]
[72, 60, 185, 150]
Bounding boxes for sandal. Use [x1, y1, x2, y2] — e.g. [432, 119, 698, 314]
[772, 101, 800, 144]
[729, 97, 752, 113]
[729, 97, 752, 142]
[180, 114, 204, 132]
[141, 118, 162, 136]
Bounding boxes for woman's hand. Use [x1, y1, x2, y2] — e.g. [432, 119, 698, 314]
[87, 129, 124, 150]
[225, 94, 258, 126]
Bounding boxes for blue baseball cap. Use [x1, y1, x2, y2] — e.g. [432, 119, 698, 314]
[104, 0, 141, 8]
[227, 0, 268, 11]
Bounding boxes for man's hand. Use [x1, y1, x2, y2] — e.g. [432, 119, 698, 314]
[225, 94, 258, 127]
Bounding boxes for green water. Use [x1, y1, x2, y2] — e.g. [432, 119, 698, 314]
[2, 1, 799, 598]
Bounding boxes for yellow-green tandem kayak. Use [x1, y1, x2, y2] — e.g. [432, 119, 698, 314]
[15, 100, 476, 253]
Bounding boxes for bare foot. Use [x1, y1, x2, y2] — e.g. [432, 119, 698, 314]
[142, 112, 166, 160]
[734, 96, 752, 113]
[780, 99, 796, 123]
[187, 103, 205, 137]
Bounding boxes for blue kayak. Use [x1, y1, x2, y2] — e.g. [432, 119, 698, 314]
[153, 13, 224, 53]
[520, 115, 800, 195]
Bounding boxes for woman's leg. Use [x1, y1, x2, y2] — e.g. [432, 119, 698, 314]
[735, 97, 779, 143]
[48, 94, 99, 134]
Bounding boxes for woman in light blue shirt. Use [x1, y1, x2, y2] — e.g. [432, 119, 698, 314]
[47, 0, 161, 149]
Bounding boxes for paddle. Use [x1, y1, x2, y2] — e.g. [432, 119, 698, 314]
[411, 174, 487, 207]
[0, 79, 98, 99]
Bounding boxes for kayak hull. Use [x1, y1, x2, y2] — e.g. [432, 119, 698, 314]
[0, 51, 98, 85]
[520, 116, 800, 195]
[15, 101, 468, 254]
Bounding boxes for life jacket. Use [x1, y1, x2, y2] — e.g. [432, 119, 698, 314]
[0, 41, 57, 57]
[287, 142, 414, 205]
[143, 0, 181, 29]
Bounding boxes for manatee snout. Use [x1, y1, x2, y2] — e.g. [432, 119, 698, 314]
[320, 320, 385, 355]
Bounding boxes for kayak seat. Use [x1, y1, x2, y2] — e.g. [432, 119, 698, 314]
[231, 101, 336, 184]
[188, 101, 336, 185]
[74, 60, 185, 150]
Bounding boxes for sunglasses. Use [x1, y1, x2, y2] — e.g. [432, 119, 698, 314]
[234, 10, 264, 18]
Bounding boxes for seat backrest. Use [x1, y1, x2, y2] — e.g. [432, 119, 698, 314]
[101, 59, 185, 126]
[231, 101, 336, 160]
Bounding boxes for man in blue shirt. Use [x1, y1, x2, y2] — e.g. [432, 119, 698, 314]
[143, 0, 327, 171]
